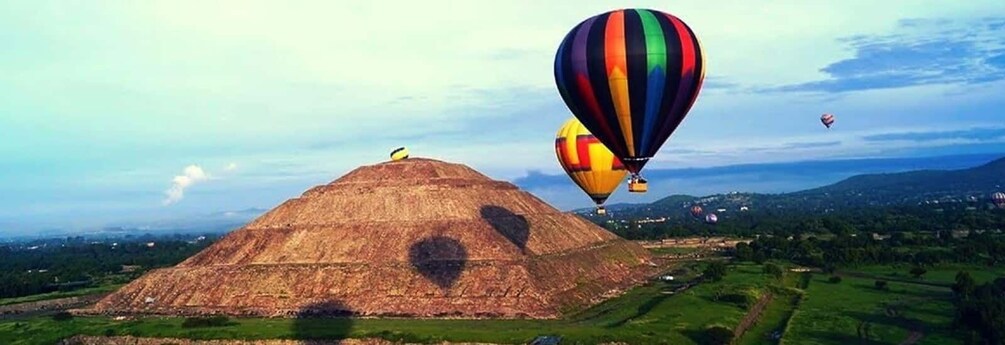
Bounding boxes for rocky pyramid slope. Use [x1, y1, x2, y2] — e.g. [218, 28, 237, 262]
[89, 158, 656, 318]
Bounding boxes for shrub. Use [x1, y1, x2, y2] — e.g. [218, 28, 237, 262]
[716, 292, 755, 308]
[181, 316, 232, 328]
[763, 263, 784, 280]
[828, 276, 842, 284]
[703, 262, 728, 282]
[875, 280, 888, 290]
[51, 311, 73, 321]
[703, 325, 734, 345]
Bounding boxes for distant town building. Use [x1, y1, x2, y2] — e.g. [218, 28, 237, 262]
[121, 265, 142, 273]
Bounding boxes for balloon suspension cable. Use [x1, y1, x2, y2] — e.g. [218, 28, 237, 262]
[630, 173, 647, 184]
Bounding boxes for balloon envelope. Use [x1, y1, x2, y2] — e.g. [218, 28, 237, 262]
[555, 117, 628, 206]
[993, 192, 1005, 208]
[554, 8, 705, 174]
[821, 114, 835, 128]
[390, 147, 409, 161]
[705, 213, 718, 224]
[690, 205, 703, 218]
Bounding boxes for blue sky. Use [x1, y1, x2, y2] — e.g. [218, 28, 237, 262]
[1, 1, 1005, 234]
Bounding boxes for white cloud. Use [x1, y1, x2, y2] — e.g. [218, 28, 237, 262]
[163, 165, 209, 205]
[224, 162, 238, 172]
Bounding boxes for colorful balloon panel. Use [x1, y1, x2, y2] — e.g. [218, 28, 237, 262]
[555, 118, 628, 205]
[821, 114, 835, 128]
[993, 192, 1005, 208]
[690, 205, 703, 218]
[555, 8, 705, 174]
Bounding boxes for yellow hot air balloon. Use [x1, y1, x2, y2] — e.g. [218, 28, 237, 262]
[555, 118, 628, 215]
[390, 147, 409, 161]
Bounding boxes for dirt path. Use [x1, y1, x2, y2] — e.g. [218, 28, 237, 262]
[886, 304, 925, 345]
[733, 293, 775, 338]
[900, 330, 924, 345]
[0, 293, 109, 319]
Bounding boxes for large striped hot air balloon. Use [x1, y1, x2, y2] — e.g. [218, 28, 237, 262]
[993, 192, 1005, 209]
[821, 114, 835, 129]
[555, 117, 628, 215]
[555, 8, 706, 193]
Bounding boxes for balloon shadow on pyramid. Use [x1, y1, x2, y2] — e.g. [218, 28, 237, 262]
[479, 205, 530, 253]
[408, 236, 469, 292]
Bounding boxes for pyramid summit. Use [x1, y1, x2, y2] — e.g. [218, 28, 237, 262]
[90, 157, 656, 318]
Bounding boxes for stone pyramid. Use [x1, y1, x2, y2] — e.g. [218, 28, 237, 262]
[90, 158, 656, 318]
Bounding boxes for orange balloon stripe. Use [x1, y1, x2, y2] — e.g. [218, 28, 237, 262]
[604, 10, 635, 156]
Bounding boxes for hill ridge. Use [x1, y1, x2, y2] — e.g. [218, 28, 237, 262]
[586, 155, 1005, 216]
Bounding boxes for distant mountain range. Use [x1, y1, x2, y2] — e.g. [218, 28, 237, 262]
[517, 153, 1005, 210]
[573, 155, 1005, 218]
[0, 208, 269, 241]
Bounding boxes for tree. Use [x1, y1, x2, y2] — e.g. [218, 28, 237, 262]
[953, 271, 976, 297]
[735, 243, 754, 262]
[703, 261, 727, 282]
[752, 251, 767, 264]
[875, 280, 888, 290]
[953, 280, 1005, 343]
[763, 263, 784, 280]
[910, 266, 927, 279]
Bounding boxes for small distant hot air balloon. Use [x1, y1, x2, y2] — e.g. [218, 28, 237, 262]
[555, 8, 706, 194]
[705, 213, 718, 225]
[821, 114, 835, 129]
[993, 192, 1005, 208]
[690, 205, 703, 218]
[390, 147, 409, 161]
[556, 118, 629, 215]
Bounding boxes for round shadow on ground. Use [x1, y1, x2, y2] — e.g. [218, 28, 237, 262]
[479, 205, 530, 252]
[408, 236, 468, 291]
[292, 300, 354, 341]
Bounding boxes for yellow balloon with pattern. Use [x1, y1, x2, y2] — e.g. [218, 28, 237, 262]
[555, 118, 628, 214]
[390, 147, 409, 161]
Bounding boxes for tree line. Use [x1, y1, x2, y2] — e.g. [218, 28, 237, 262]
[734, 231, 1004, 269]
[606, 204, 1005, 240]
[0, 235, 217, 299]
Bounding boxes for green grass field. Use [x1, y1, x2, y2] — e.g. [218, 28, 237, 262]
[849, 264, 1005, 286]
[0, 263, 775, 345]
[2, 262, 992, 344]
[784, 273, 961, 345]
